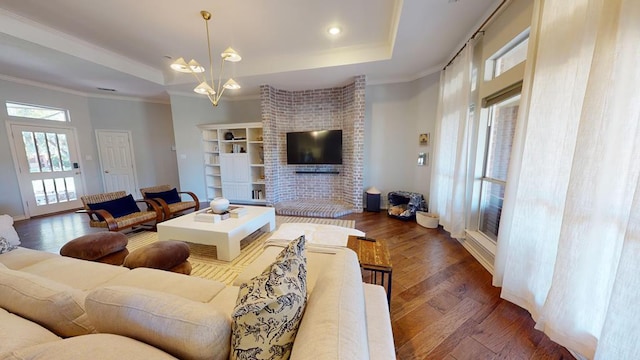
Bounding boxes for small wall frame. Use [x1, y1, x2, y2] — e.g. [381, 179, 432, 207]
[419, 133, 430, 145]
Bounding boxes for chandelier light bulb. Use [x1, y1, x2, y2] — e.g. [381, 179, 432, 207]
[194, 81, 215, 95]
[170, 57, 191, 72]
[188, 59, 205, 73]
[223, 78, 241, 90]
[221, 47, 242, 62]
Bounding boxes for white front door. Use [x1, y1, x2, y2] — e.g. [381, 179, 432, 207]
[96, 130, 139, 198]
[10, 123, 86, 217]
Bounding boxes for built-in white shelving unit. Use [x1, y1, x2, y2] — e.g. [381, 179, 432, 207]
[198, 122, 265, 204]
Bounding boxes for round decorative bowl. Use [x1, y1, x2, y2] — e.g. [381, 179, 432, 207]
[210, 197, 230, 214]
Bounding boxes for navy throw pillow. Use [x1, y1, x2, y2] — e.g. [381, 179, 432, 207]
[145, 188, 182, 204]
[88, 194, 140, 220]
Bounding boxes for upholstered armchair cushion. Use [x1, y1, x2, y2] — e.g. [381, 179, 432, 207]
[87, 194, 140, 220]
[81, 191, 162, 232]
[144, 188, 181, 204]
[140, 185, 199, 219]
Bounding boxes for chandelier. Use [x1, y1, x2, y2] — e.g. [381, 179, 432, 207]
[170, 10, 241, 107]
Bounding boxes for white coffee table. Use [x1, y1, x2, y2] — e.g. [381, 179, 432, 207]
[157, 205, 276, 261]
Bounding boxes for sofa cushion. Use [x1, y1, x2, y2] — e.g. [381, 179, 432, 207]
[145, 188, 181, 204]
[0, 215, 20, 246]
[0, 268, 95, 337]
[290, 249, 369, 360]
[87, 194, 140, 220]
[231, 235, 307, 360]
[18, 257, 129, 291]
[0, 247, 59, 270]
[0, 237, 17, 254]
[85, 286, 230, 360]
[59, 232, 128, 261]
[234, 245, 341, 293]
[0, 308, 60, 354]
[0, 333, 178, 360]
[103, 267, 226, 303]
[207, 286, 241, 315]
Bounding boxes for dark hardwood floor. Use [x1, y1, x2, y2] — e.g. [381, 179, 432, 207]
[14, 210, 574, 360]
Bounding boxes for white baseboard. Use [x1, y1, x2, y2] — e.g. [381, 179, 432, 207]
[458, 231, 495, 275]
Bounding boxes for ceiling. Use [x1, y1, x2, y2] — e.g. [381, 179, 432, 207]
[0, 0, 499, 103]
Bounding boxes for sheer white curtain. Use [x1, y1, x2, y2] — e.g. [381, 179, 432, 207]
[493, 0, 640, 358]
[429, 42, 474, 239]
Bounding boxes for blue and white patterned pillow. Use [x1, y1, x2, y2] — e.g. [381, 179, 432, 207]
[231, 235, 307, 360]
[0, 236, 18, 254]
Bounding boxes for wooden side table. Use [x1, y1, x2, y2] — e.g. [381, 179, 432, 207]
[346, 235, 393, 306]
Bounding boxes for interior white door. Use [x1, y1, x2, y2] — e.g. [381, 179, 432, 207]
[96, 130, 139, 197]
[10, 124, 86, 217]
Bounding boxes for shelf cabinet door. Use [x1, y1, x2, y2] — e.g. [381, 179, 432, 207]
[221, 183, 252, 201]
[219, 154, 250, 183]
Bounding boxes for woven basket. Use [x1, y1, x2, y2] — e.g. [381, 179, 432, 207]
[416, 211, 439, 228]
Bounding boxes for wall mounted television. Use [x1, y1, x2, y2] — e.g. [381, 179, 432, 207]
[286, 130, 342, 165]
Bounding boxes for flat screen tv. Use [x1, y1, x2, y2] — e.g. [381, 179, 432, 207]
[286, 130, 342, 165]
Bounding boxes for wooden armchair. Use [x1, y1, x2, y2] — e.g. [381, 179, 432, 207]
[80, 191, 162, 232]
[140, 185, 200, 220]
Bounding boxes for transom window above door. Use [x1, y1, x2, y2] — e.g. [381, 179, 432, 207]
[6, 102, 70, 122]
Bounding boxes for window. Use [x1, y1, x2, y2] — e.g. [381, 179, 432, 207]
[485, 29, 529, 80]
[20, 130, 76, 205]
[6, 102, 69, 122]
[478, 93, 520, 241]
[494, 38, 528, 77]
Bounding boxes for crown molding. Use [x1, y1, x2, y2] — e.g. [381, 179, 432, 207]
[0, 74, 169, 104]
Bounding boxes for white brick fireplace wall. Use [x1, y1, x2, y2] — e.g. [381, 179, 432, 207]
[261, 75, 365, 213]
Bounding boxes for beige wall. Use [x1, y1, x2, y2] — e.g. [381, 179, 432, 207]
[169, 93, 262, 201]
[87, 98, 178, 192]
[365, 73, 440, 208]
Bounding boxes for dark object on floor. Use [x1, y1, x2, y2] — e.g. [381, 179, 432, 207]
[387, 191, 427, 220]
[365, 188, 381, 212]
[60, 232, 129, 265]
[123, 240, 191, 275]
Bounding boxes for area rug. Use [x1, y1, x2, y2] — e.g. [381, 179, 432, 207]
[126, 215, 355, 285]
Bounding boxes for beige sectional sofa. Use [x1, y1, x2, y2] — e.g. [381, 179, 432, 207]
[0, 243, 395, 360]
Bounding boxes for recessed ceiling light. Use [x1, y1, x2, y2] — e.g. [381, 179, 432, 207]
[328, 27, 341, 36]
